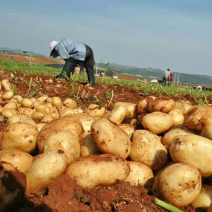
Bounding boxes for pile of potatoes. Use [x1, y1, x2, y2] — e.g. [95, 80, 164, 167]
[1, 78, 212, 211]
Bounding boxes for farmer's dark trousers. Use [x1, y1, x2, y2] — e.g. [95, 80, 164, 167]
[58, 45, 95, 86]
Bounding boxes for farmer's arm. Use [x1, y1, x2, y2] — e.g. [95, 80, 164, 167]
[55, 43, 70, 60]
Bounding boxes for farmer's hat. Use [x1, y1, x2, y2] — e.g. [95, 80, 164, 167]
[49, 41, 59, 58]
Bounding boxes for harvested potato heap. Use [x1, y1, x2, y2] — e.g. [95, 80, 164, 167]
[1, 78, 212, 211]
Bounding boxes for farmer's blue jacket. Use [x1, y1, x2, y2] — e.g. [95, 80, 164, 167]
[52, 38, 86, 61]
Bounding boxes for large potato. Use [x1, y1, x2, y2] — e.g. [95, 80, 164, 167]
[142, 112, 173, 134]
[162, 128, 194, 146]
[66, 154, 130, 189]
[191, 185, 212, 209]
[185, 105, 212, 131]
[124, 161, 154, 187]
[26, 150, 68, 196]
[113, 102, 138, 119]
[137, 96, 156, 114]
[0, 149, 33, 173]
[168, 108, 184, 126]
[174, 100, 193, 115]
[130, 130, 167, 171]
[43, 130, 80, 163]
[80, 134, 100, 156]
[158, 163, 201, 207]
[201, 124, 212, 140]
[147, 98, 175, 113]
[91, 118, 131, 159]
[0, 123, 38, 153]
[170, 134, 212, 177]
[37, 116, 84, 152]
[108, 106, 126, 126]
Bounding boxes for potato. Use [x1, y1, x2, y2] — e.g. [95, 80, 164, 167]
[148, 98, 175, 113]
[43, 130, 80, 163]
[64, 98, 77, 109]
[191, 185, 212, 209]
[73, 108, 83, 114]
[137, 96, 156, 114]
[46, 102, 52, 108]
[21, 108, 34, 118]
[124, 161, 154, 187]
[41, 114, 54, 123]
[33, 100, 42, 108]
[11, 95, 23, 103]
[26, 150, 68, 196]
[108, 106, 126, 125]
[1, 109, 18, 118]
[0, 149, 33, 173]
[84, 106, 106, 117]
[201, 124, 212, 140]
[4, 101, 17, 110]
[37, 123, 46, 132]
[0, 123, 38, 153]
[46, 97, 52, 103]
[80, 134, 100, 156]
[2, 90, 14, 100]
[1, 79, 12, 91]
[162, 128, 194, 146]
[66, 154, 130, 189]
[59, 107, 74, 117]
[21, 98, 34, 108]
[31, 111, 44, 122]
[158, 163, 201, 207]
[130, 130, 167, 171]
[35, 104, 50, 114]
[52, 97, 63, 107]
[185, 105, 212, 131]
[91, 118, 131, 159]
[30, 97, 36, 102]
[142, 112, 174, 134]
[37, 95, 48, 102]
[170, 134, 212, 177]
[119, 124, 135, 136]
[168, 108, 184, 126]
[174, 100, 193, 115]
[6, 114, 37, 128]
[113, 102, 138, 119]
[37, 116, 84, 152]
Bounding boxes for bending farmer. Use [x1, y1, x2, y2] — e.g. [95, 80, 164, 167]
[49, 39, 95, 86]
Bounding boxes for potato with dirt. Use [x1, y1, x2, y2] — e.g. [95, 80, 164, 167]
[170, 134, 212, 177]
[91, 118, 131, 159]
[52, 97, 63, 107]
[31, 111, 45, 122]
[168, 108, 184, 126]
[124, 161, 154, 187]
[26, 150, 68, 196]
[84, 105, 106, 117]
[107, 106, 126, 125]
[159, 163, 201, 207]
[66, 154, 130, 189]
[201, 124, 212, 140]
[0, 149, 33, 173]
[185, 105, 212, 131]
[137, 96, 156, 114]
[130, 130, 167, 171]
[142, 112, 174, 134]
[119, 124, 135, 136]
[63, 98, 77, 109]
[37, 116, 84, 152]
[0, 122, 38, 153]
[147, 98, 175, 113]
[43, 130, 80, 163]
[113, 102, 138, 119]
[173, 100, 193, 115]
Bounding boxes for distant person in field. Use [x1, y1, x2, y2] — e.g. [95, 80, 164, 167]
[161, 69, 171, 86]
[49, 39, 95, 86]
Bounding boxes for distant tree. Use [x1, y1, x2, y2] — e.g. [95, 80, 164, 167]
[23, 51, 28, 54]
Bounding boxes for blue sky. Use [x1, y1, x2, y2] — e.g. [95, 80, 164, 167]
[0, 0, 212, 75]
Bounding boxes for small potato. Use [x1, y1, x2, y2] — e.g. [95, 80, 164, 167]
[1, 109, 18, 118]
[84, 106, 106, 117]
[43, 130, 80, 163]
[137, 96, 156, 114]
[50, 106, 59, 119]
[21, 108, 34, 118]
[11, 95, 23, 103]
[37, 123, 46, 132]
[35, 104, 50, 114]
[33, 100, 42, 108]
[30, 97, 36, 102]
[0, 149, 33, 173]
[1, 79, 12, 91]
[148, 98, 175, 113]
[73, 108, 83, 114]
[159, 163, 202, 207]
[192, 185, 212, 209]
[6, 114, 37, 128]
[46, 103, 52, 108]
[66, 154, 130, 189]
[168, 108, 184, 126]
[119, 124, 135, 136]
[174, 101, 193, 115]
[31, 111, 44, 122]
[130, 130, 167, 171]
[52, 97, 63, 107]
[124, 161, 154, 187]
[201, 124, 212, 140]
[64, 98, 77, 109]
[113, 102, 138, 119]
[170, 134, 212, 177]
[21, 98, 34, 108]
[162, 128, 194, 146]
[2, 90, 14, 100]
[37, 95, 48, 102]
[80, 134, 100, 156]
[41, 114, 54, 123]
[0, 123, 38, 153]
[108, 106, 126, 125]
[26, 150, 68, 196]
[59, 107, 74, 117]
[142, 112, 174, 134]
[4, 101, 17, 110]
[46, 97, 52, 103]
[91, 118, 131, 159]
